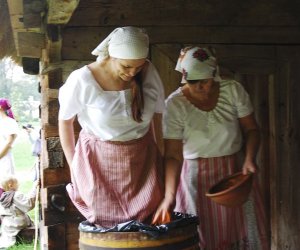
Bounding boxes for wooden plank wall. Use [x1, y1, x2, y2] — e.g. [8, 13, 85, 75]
[273, 47, 300, 248]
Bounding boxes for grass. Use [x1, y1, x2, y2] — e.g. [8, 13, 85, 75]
[7, 241, 37, 250]
[13, 131, 37, 219]
[2, 130, 40, 250]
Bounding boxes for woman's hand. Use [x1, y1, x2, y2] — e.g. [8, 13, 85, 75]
[151, 139, 183, 225]
[242, 159, 257, 175]
[151, 196, 174, 225]
[239, 113, 260, 175]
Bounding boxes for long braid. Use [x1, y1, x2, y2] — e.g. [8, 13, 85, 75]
[131, 70, 144, 122]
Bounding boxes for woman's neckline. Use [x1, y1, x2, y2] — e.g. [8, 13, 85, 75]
[180, 82, 220, 112]
[85, 65, 131, 92]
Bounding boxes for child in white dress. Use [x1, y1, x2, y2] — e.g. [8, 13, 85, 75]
[0, 175, 38, 248]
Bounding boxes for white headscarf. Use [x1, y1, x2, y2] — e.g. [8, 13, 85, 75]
[91, 26, 149, 61]
[175, 47, 222, 83]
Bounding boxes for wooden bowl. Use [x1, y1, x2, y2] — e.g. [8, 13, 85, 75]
[205, 172, 253, 207]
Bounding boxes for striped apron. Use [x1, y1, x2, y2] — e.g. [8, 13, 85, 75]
[175, 155, 269, 250]
[66, 130, 164, 228]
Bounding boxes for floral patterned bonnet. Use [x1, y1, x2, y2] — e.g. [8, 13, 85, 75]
[175, 46, 222, 83]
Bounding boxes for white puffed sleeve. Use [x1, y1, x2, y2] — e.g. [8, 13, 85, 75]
[232, 81, 254, 118]
[58, 71, 84, 120]
[5, 118, 19, 135]
[163, 97, 185, 139]
[146, 62, 165, 113]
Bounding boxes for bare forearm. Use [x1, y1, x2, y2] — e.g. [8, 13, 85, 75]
[164, 157, 182, 202]
[59, 119, 76, 167]
[0, 134, 16, 159]
[152, 139, 183, 224]
[245, 129, 260, 162]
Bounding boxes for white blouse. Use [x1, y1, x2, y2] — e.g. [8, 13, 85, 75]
[0, 116, 19, 175]
[0, 116, 19, 144]
[59, 61, 165, 141]
[163, 80, 253, 159]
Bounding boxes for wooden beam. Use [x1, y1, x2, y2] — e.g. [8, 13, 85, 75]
[151, 44, 182, 97]
[7, 0, 43, 58]
[273, 47, 300, 249]
[22, 57, 40, 75]
[66, 0, 300, 27]
[42, 223, 66, 249]
[47, 0, 79, 24]
[18, 32, 45, 57]
[42, 168, 70, 187]
[61, 26, 300, 61]
[23, 0, 45, 28]
[41, 184, 84, 226]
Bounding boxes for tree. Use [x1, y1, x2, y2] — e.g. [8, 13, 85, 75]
[0, 57, 40, 122]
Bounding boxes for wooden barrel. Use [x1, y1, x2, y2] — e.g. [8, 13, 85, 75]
[79, 224, 199, 250]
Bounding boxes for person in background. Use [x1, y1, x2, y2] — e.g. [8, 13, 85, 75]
[153, 47, 269, 249]
[22, 124, 41, 181]
[58, 26, 165, 228]
[0, 175, 39, 248]
[0, 98, 19, 178]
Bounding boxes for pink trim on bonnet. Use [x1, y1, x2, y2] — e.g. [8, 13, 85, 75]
[0, 98, 14, 119]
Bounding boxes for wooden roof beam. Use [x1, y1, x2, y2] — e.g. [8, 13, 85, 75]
[47, 0, 79, 24]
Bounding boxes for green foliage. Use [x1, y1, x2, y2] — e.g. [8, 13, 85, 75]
[7, 240, 39, 250]
[14, 134, 36, 171]
[13, 132, 37, 220]
[0, 58, 40, 122]
[1, 58, 41, 250]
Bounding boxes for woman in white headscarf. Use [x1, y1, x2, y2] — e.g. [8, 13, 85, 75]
[58, 27, 165, 228]
[153, 47, 269, 249]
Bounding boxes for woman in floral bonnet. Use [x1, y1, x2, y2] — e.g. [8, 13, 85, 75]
[153, 47, 269, 249]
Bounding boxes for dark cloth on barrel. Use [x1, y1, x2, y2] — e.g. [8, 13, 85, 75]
[79, 212, 199, 238]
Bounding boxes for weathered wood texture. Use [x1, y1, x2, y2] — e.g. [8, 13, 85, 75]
[67, 0, 300, 27]
[40, 223, 65, 250]
[22, 57, 40, 75]
[7, 0, 43, 58]
[151, 44, 182, 97]
[18, 32, 45, 58]
[60, 0, 300, 61]
[62, 26, 300, 61]
[23, 0, 44, 28]
[41, 184, 84, 226]
[40, 76, 59, 127]
[271, 47, 300, 249]
[66, 223, 80, 250]
[47, 0, 79, 24]
[46, 137, 64, 168]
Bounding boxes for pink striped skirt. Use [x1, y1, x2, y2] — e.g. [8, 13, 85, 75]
[175, 155, 269, 250]
[66, 130, 164, 228]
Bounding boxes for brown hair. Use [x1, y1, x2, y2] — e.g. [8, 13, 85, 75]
[131, 72, 144, 122]
[131, 62, 149, 122]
